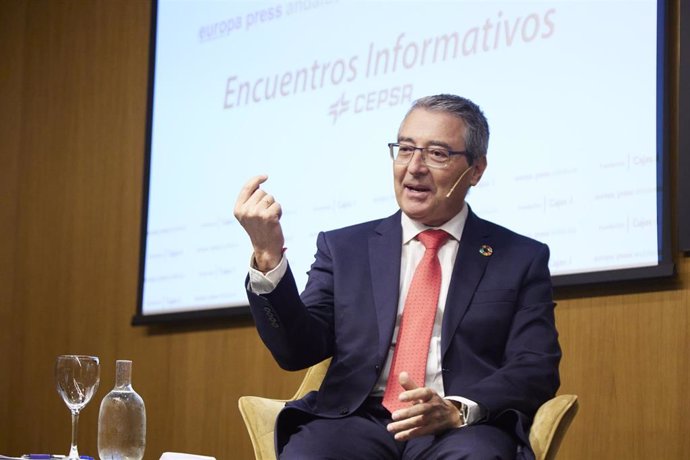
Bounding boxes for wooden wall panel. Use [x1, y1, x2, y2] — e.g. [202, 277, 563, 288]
[555, 257, 690, 458]
[0, 0, 26, 449]
[0, 1, 688, 459]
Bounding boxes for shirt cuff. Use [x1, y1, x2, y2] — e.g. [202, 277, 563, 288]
[445, 396, 485, 426]
[248, 254, 288, 294]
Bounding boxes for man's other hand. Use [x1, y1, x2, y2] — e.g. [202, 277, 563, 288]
[386, 372, 464, 441]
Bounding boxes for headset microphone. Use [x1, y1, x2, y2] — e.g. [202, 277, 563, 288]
[445, 165, 474, 198]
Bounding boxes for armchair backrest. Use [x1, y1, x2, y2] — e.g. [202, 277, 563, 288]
[529, 394, 579, 460]
[291, 358, 331, 399]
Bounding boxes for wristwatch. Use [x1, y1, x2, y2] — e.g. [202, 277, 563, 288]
[453, 401, 469, 428]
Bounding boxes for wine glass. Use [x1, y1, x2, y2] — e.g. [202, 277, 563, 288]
[55, 355, 100, 460]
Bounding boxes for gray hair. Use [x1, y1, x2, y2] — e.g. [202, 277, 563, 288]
[407, 94, 490, 162]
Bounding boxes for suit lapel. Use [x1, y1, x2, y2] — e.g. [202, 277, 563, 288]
[369, 211, 403, 362]
[441, 209, 492, 357]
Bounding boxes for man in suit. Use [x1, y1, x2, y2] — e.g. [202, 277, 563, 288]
[234, 94, 561, 459]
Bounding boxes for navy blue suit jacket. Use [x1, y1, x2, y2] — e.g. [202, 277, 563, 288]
[247, 208, 561, 455]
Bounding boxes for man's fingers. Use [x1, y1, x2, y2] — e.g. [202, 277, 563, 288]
[390, 401, 428, 421]
[270, 202, 282, 220]
[235, 174, 268, 209]
[388, 414, 424, 434]
[261, 194, 275, 207]
[261, 202, 282, 223]
[234, 175, 284, 225]
[396, 372, 434, 406]
[398, 371, 418, 391]
[387, 411, 440, 441]
[393, 425, 434, 441]
[393, 426, 427, 441]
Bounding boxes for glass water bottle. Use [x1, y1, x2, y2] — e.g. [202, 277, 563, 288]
[97, 360, 146, 460]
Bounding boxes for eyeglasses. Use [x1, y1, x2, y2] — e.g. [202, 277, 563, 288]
[388, 143, 473, 169]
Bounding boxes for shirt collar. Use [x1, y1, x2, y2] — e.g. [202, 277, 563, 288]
[401, 204, 469, 245]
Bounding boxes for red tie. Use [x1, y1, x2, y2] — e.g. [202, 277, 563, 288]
[382, 229, 449, 413]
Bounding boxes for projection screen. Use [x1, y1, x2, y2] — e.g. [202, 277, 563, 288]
[135, 0, 672, 324]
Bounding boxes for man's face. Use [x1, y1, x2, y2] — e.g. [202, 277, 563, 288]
[393, 108, 486, 227]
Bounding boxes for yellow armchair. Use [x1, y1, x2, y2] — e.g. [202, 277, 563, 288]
[238, 359, 578, 460]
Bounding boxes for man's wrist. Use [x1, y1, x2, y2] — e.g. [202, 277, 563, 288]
[448, 400, 468, 428]
[248, 254, 288, 294]
[445, 396, 484, 426]
[252, 252, 281, 273]
[458, 402, 469, 427]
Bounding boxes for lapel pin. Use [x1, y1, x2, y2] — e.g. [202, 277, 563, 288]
[479, 244, 493, 257]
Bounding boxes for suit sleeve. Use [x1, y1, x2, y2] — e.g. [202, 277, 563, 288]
[246, 231, 335, 371]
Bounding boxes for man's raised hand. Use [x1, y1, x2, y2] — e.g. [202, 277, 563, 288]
[233, 175, 285, 273]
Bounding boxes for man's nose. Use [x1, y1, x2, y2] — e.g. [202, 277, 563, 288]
[407, 149, 429, 173]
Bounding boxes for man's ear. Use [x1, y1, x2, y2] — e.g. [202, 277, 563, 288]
[470, 155, 487, 186]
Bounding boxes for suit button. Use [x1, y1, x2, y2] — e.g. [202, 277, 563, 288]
[339, 408, 349, 415]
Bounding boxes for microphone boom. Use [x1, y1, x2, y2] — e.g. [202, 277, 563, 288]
[445, 166, 474, 198]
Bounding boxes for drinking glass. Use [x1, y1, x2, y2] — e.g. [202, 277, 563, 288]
[55, 355, 100, 460]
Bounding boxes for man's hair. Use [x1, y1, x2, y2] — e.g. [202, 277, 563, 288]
[408, 94, 490, 161]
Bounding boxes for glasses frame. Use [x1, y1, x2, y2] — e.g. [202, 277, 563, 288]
[388, 142, 474, 169]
